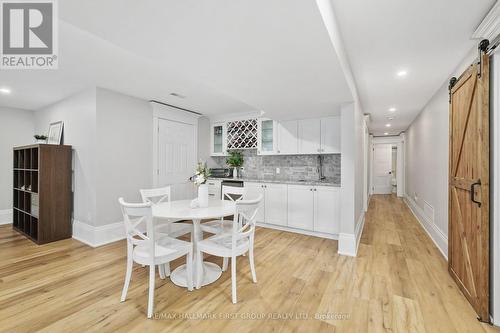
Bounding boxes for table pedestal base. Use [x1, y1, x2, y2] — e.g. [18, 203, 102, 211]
[170, 262, 222, 288]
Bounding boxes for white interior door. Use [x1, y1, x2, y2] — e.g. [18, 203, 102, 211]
[373, 144, 393, 194]
[158, 118, 196, 200]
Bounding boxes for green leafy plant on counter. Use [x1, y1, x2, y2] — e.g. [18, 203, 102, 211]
[226, 150, 244, 168]
[34, 135, 47, 140]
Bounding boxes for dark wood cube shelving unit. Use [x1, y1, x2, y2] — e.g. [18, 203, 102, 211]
[13, 144, 72, 244]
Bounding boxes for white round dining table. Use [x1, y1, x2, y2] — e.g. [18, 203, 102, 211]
[152, 199, 235, 288]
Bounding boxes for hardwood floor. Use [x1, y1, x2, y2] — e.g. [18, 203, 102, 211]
[0, 194, 498, 332]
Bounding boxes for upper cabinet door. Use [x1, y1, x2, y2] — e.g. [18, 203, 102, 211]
[277, 120, 298, 154]
[320, 116, 340, 153]
[257, 118, 277, 155]
[298, 119, 321, 154]
[210, 122, 226, 156]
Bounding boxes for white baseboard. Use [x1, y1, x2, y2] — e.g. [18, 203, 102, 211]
[0, 209, 12, 225]
[404, 195, 448, 260]
[256, 222, 338, 240]
[73, 220, 125, 248]
[338, 211, 365, 257]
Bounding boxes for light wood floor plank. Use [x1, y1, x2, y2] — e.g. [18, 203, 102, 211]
[0, 194, 498, 332]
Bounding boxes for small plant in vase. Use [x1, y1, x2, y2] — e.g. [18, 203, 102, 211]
[226, 150, 243, 179]
[34, 135, 47, 144]
[189, 162, 211, 207]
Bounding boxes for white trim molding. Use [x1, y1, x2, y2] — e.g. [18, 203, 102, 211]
[73, 220, 125, 248]
[404, 195, 448, 259]
[0, 209, 12, 225]
[472, 1, 500, 41]
[256, 222, 338, 240]
[338, 211, 365, 257]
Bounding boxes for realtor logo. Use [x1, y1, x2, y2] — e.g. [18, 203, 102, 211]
[0, 0, 58, 69]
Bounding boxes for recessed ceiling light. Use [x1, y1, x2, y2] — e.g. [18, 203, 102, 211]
[385, 123, 391, 127]
[384, 132, 389, 135]
[389, 107, 396, 112]
[0, 87, 11, 94]
[170, 92, 186, 99]
[387, 117, 394, 120]
[397, 70, 407, 77]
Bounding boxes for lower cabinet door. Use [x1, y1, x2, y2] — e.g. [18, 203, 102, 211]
[314, 186, 340, 234]
[244, 182, 266, 223]
[287, 185, 314, 230]
[264, 183, 287, 226]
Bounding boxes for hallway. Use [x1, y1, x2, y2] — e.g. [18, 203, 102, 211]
[359, 195, 498, 332]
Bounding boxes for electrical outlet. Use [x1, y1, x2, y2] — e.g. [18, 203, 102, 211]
[276, 167, 280, 174]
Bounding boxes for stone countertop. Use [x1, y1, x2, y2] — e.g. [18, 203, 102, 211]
[207, 177, 340, 187]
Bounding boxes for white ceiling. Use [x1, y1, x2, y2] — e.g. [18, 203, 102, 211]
[331, 0, 495, 135]
[0, 0, 354, 119]
[0, 21, 256, 113]
[0, 0, 494, 130]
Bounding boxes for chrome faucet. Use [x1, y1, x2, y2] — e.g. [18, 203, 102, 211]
[317, 155, 325, 181]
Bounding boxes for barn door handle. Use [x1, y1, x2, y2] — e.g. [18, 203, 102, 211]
[470, 179, 481, 207]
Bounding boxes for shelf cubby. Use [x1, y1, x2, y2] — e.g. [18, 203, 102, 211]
[12, 144, 72, 244]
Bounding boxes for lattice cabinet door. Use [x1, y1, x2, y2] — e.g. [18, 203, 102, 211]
[226, 119, 258, 149]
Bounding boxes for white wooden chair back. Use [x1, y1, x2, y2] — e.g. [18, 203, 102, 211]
[221, 185, 246, 201]
[140, 186, 171, 204]
[231, 195, 262, 248]
[119, 198, 155, 258]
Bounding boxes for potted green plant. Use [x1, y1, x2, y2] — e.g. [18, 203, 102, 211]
[226, 150, 244, 179]
[34, 135, 47, 144]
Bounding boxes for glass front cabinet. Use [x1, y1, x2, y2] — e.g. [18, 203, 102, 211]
[210, 122, 227, 156]
[257, 118, 278, 155]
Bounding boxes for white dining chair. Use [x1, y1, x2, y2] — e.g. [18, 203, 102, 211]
[140, 186, 193, 278]
[200, 186, 247, 271]
[196, 195, 262, 304]
[118, 198, 193, 319]
[200, 186, 246, 235]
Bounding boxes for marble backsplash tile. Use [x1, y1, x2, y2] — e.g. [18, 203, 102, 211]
[211, 150, 341, 184]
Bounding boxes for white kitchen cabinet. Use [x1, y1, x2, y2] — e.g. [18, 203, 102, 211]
[210, 122, 227, 156]
[263, 183, 287, 226]
[244, 182, 265, 222]
[257, 118, 277, 155]
[287, 184, 340, 234]
[320, 116, 340, 153]
[207, 179, 222, 200]
[245, 182, 287, 226]
[277, 120, 298, 154]
[314, 186, 340, 234]
[298, 118, 321, 154]
[287, 185, 314, 230]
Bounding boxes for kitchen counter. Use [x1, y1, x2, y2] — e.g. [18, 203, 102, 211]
[208, 177, 340, 187]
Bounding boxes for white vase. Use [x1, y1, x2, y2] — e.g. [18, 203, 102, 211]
[35, 139, 46, 144]
[233, 167, 238, 179]
[198, 184, 209, 208]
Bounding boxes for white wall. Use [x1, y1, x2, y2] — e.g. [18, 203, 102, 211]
[35, 88, 97, 227]
[339, 101, 366, 256]
[405, 47, 476, 258]
[0, 107, 34, 212]
[198, 116, 217, 167]
[96, 88, 153, 226]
